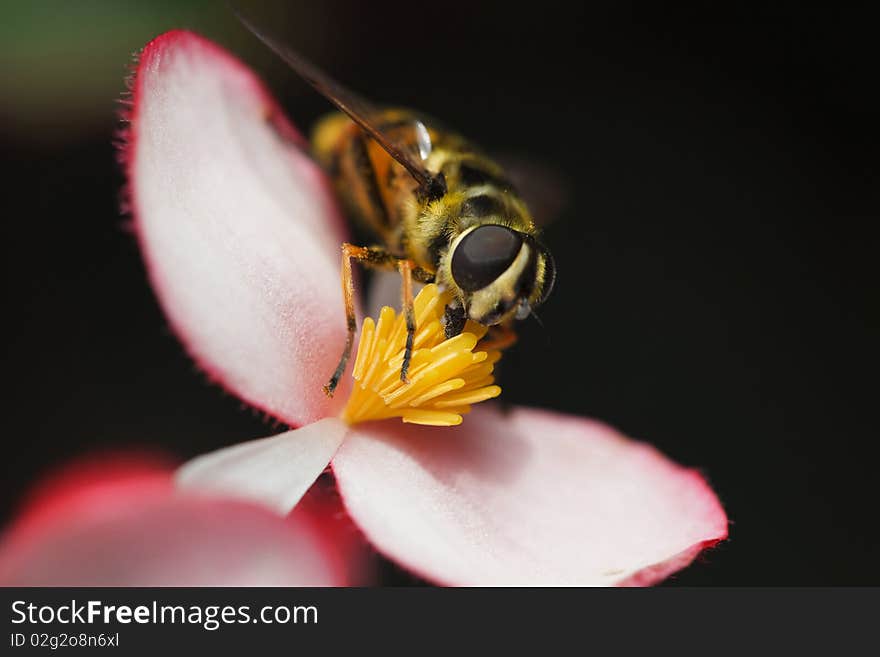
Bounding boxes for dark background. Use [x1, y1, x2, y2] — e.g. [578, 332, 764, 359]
[2, 2, 877, 585]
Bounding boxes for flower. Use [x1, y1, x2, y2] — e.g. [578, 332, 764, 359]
[341, 283, 502, 426]
[0, 455, 357, 586]
[121, 30, 728, 586]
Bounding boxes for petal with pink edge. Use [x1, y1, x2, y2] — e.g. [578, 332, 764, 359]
[176, 417, 348, 515]
[331, 405, 728, 586]
[124, 30, 352, 426]
[0, 457, 346, 586]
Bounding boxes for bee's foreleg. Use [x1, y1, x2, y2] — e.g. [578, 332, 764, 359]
[324, 243, 395, 396]
[324, 243, 362, 396]
[478, 324, 519, 351]
[324, 244, 429, 396]
[398, 259, 416, 384]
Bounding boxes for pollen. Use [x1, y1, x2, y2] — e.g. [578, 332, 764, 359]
[341, 284, 502, 427]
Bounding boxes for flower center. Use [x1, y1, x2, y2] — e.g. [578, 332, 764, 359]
[341, 284, 502, 426]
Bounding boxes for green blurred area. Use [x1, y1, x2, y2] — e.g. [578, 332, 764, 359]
[0, 1, 331, 142]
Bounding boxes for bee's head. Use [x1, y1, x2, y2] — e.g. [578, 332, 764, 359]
[447, 224, 555, 325]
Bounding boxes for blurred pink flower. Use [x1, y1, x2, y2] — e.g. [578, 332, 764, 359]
[121, 30, 728, 586]
[0, 455, 353, 586]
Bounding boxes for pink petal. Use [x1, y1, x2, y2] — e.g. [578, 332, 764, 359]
[176, 418, 348, 515]
[0, 456, 346, 586]
[293, 477, 377, 586]
[331, 405, 728, 586]
[124, 30, 353, 426]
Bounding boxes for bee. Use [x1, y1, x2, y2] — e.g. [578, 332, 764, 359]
[237, 14, 556, 396]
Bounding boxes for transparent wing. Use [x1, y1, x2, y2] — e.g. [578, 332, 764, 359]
[494, 154, 570, 226]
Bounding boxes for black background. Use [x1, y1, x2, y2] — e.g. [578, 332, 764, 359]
[3, 2, 877, 585]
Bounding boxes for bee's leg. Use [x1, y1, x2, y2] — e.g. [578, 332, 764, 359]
[478, 324, 519, 351]
[398, 259, 416, 383]
[323, 244, 431, 396]
[324, 243, 396, 397]
[443, 301, 467, 339]
[396, 261, 432, 384]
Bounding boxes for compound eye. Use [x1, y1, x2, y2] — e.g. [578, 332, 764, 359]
[451, 225, 523, 292]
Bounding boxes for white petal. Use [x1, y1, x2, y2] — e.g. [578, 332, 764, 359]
[126, 30, 354, 426]
[177, 418, 348, 515]
[332, 405, 728, 586]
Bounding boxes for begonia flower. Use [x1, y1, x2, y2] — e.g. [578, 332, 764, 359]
[0, 456, 354, 586]
[122, 30, 728, 586]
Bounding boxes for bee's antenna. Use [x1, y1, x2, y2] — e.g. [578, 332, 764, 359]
[530, 308, 545, 330]
[226, 1, 244, 21]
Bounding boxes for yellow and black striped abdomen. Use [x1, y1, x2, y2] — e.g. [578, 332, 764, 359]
[311, 109, 537, 274]
[311, 110, 433, 252]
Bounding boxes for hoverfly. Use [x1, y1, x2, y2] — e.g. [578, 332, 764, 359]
[236, 13, 556, 396]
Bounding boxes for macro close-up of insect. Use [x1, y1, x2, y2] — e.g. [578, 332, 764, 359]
[2, 0, 877, 616]
[234, 13, 556, 397]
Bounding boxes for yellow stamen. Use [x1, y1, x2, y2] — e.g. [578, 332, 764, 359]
[341, 284, 503, 427]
